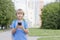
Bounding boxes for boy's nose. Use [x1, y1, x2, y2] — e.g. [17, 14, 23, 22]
[19, 16, 21, 17]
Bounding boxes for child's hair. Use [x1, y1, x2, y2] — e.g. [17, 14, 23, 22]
[16, 9, 24, 16]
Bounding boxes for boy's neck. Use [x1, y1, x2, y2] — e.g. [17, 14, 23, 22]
[18, 19, 23, 21]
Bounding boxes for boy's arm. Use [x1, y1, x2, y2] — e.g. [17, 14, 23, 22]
[23, 28, 29, 34]
[10, 20, 17, 34]
[23, 20, 29, 34]
[11, 28, 16, 34]
[11, 25, 19, 34]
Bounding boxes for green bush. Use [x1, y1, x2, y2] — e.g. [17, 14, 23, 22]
[41, 2, 60, 29]
[0, 0, 15, 29]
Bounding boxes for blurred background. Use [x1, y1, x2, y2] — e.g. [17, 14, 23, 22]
[0, 0, 60, 40]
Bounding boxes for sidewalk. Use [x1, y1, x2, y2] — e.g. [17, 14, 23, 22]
[0, 30, 39, 40]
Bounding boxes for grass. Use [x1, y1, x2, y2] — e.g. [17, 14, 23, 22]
[29, 28, 60, 36]
[38, 37, 60, 40]
[29, 28, 60, 40]
[0, 30, 4, 32]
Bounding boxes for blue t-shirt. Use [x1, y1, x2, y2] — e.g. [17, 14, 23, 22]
[10, 20, 28, 40]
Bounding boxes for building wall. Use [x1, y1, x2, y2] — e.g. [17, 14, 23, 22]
[27, 0, 44, 28]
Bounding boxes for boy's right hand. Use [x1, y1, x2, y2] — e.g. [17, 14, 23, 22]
[12, 28, 16, 34]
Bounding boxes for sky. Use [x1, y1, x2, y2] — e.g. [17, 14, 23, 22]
[12, 0, 55, 4]
[44, 0, 55, 5]
[12, 0, 56, 10]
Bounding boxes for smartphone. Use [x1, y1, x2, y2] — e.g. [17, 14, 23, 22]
[18, 22, 22, 25]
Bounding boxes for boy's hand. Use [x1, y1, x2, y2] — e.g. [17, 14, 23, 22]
[16, 25, 24, 29]
[24, 29, 29, 34]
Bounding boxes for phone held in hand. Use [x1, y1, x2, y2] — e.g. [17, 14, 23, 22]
[18, 22, 22, 26]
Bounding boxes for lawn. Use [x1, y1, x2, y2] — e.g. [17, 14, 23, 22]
[38, 37, 60, 40]
[29, 28, 60, 36]
[0, 30, 4, 32]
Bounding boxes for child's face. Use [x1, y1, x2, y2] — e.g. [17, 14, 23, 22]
[16, 11, 24, 20]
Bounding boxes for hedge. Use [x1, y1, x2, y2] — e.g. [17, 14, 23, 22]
[41, 2, 60, 29]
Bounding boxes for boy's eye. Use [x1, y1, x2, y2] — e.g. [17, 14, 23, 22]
[17, 13, 23, 14]
[17, 13, 20, 14]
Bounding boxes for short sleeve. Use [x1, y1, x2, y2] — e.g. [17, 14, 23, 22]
[24, 21, 28, 29]
[10, 20, 15, 29]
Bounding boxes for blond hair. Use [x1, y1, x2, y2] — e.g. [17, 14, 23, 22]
[16, 9, 24, 16]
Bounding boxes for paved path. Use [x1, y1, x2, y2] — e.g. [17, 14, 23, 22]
[0, 30, 39, 40]
[1, 30, 60, 40]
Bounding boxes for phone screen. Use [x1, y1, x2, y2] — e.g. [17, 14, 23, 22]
[18, 22, 22, 25]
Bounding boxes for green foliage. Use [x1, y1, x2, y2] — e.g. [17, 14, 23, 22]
[41, 2, 60, 29]
[0, 0, 15, 28]
[38, 37, 60, 40]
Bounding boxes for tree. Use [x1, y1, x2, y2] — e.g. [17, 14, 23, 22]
[41, 2, 60, 29]
[0, 0, 15, 29]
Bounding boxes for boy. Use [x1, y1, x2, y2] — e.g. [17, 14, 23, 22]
[10, 9, 29, 40]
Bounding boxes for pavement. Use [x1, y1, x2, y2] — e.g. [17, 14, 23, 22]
[0, 30, 39, 40]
